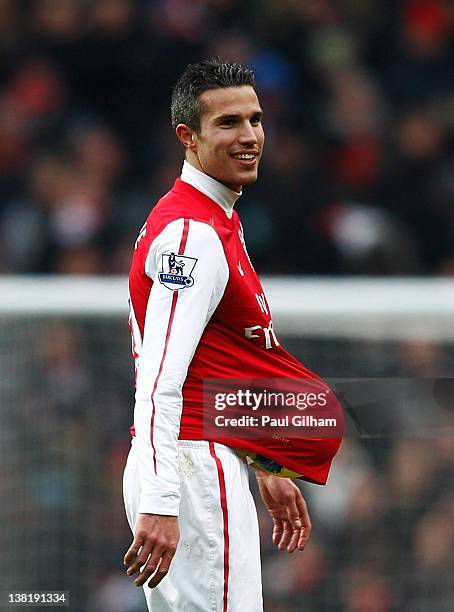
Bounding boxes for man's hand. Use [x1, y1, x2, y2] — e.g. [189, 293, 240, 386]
[255, 469, 311, 553]
[124, 513, 179, 588]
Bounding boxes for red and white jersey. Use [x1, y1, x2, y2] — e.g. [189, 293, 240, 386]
[129, 161, 342, 515]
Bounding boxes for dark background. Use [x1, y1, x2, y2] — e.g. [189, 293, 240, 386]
[0, 0, 453, 276]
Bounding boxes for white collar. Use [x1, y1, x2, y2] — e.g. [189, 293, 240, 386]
[180, 160, 241, 219]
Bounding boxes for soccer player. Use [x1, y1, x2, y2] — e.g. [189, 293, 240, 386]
[123, 58, 341, 611]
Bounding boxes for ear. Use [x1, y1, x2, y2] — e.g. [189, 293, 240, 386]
[176, 124, 197, 151]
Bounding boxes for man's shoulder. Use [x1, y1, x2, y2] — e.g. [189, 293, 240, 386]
[149, 178, 213, 225]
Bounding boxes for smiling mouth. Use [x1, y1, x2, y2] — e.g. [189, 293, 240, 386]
[231, 152, 259, 162]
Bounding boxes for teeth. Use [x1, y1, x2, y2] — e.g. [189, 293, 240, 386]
[234, 154, 255, 160]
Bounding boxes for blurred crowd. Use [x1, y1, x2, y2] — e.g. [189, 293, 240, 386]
[0, 0, 453, 275]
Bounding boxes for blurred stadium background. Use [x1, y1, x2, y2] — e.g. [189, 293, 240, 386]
[0, 1, 453, 611]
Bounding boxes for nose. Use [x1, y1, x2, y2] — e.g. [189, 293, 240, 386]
[238, 121, 258, 145]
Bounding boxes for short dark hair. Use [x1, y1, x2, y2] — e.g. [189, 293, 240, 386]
[171, 57, 256, 133]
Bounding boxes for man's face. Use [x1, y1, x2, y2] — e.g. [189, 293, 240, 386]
[191, 86, 264, 192]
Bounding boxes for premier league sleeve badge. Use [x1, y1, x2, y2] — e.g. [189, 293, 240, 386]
[158, 252, 198, 291]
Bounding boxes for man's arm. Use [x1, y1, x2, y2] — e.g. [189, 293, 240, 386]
[253, 466, 312, 553]
[125, 218, 229, 588]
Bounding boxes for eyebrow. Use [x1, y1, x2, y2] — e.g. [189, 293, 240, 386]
[215, 111, 263, 123]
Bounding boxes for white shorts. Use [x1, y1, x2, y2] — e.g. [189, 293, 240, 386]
[123, 439, 263, 612]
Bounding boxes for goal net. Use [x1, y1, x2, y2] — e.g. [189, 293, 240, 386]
[0, 277, 453, 612]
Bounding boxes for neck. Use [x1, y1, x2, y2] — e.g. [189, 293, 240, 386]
[180, 160, 241, 218]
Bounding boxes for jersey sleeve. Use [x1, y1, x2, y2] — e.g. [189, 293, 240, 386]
[133, 217, 229, 515]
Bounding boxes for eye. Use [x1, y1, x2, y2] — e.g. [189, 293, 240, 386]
[221, 118, 236, 127]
